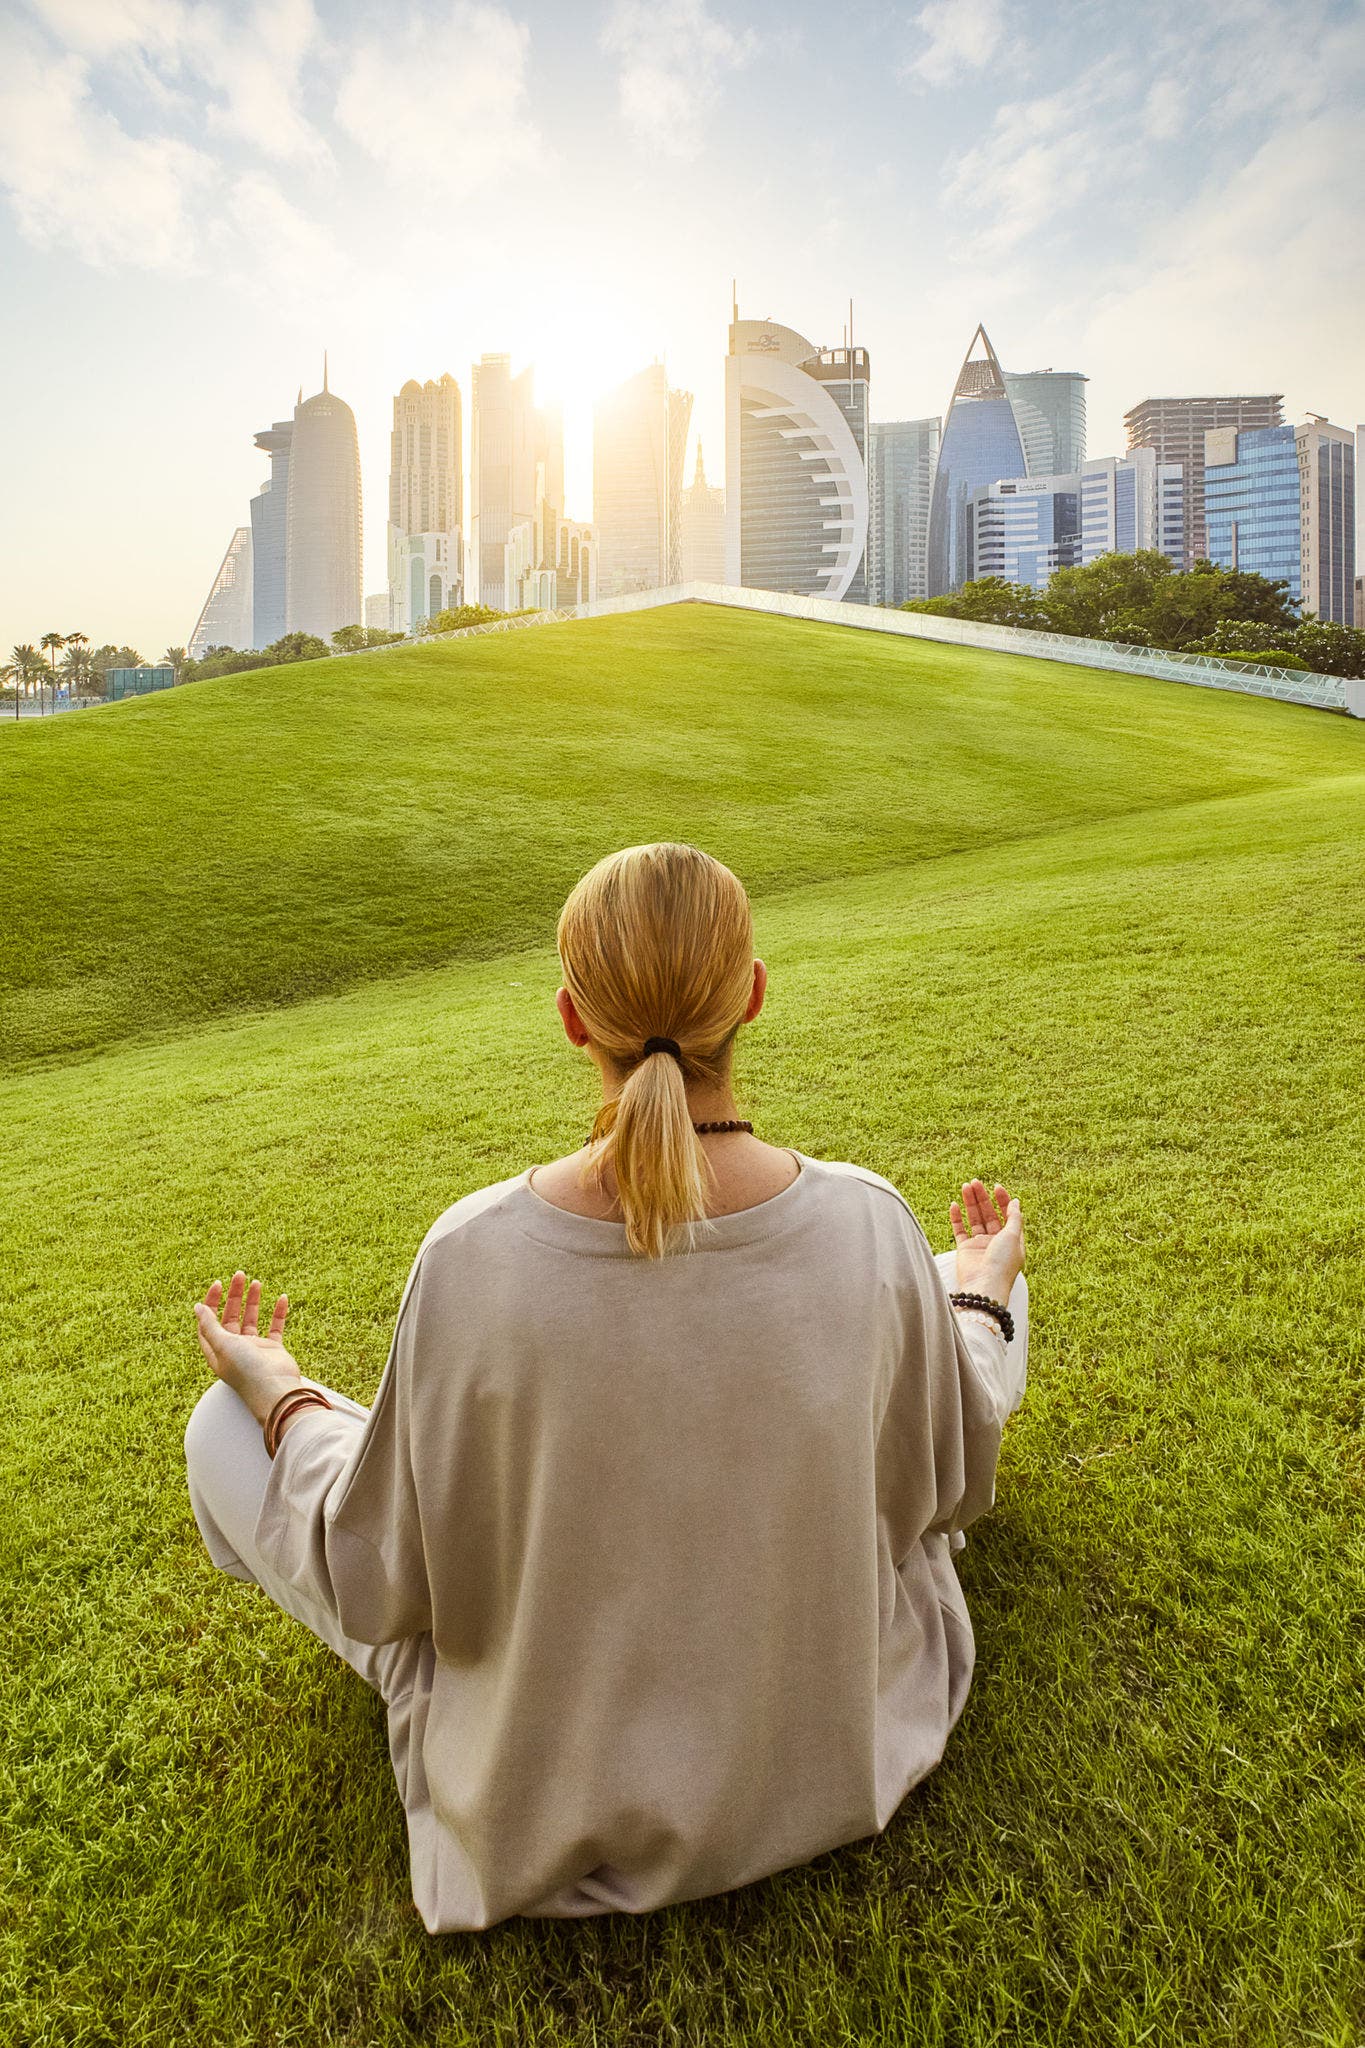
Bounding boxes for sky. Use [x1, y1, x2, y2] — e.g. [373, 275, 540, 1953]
[1, 0, 1362, 658]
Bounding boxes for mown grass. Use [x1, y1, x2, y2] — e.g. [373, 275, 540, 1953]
[2, 610, 1363, 2045]
[1, 604, 1358, 1068]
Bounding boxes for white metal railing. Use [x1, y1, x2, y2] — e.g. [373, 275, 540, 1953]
[563, 584, 1363, 718]
[358, 583, 1363, 718]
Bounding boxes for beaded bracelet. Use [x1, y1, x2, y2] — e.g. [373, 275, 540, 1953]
[263, 1386, 334, 1459]
[949, 1291, 1015, 1345]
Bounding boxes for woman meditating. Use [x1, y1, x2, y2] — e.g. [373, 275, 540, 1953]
[185, 840, 1028, 1933]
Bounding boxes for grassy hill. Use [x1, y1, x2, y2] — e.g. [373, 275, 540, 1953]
[2, 604, 1358, 1067]
[2, 606, 1363, 2045]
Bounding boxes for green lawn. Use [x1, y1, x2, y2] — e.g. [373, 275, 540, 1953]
[2, 606, 1363, 2045]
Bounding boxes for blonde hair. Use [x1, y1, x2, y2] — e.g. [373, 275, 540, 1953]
[556, 843, 756, 1258]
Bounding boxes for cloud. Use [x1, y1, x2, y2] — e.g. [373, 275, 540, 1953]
[0, 19, 215, 269]
[219, 171, 350, 303]
[942, 62, 1126, 261]
[30, 0, 331, 167]
[1082, 106, 1365, 418]
[905, 0, 1007, 85]
[601, 0, 756, 157]
[335, 3, 540, 195]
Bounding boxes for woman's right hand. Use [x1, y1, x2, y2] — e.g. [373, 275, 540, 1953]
[949, 1180, 1025, 1305]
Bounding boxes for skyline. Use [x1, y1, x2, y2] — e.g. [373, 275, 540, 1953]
[1, 0, 1363, 655]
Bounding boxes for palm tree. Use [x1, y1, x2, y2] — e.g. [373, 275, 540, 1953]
[1, 655, 20, 722]
[62, 631, 91, 706]
[163, 646, 187, 685]
[60, 638, 96, 703]
[7, 645, 42, 720]
[40, 631, 67, 716]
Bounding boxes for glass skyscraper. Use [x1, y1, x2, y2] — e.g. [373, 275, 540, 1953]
[927, 327, 1027, 597]
[1003, 369, 1087, 479]
[1205, 424, 1302, 605]
[868, 417, 940, 606]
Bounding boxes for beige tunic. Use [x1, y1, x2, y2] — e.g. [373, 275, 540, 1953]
[255, 1153, 1025, 1932]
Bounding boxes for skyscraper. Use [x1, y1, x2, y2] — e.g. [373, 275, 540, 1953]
[470, 355, 561, 610]
[1204, 418, 1356, 623]
[725, 307, 870, 603]
[249, 419, 292, 648]
[593, 364, 694, 596]
[679, 442, 726, 584]
[387, 374, 464, 633]
[868, 417, 940, 606]
[1296, 418, 1356, 625]
[970, 476, 1081, 589]
[189, 527, 254, 656]
[1003, 369, 1088, 478]
[1124, 393, 1284, 568]
[1079, 449, 1185, 567]
[926, 326, 1027, 597]
[285, 365, 362, 641]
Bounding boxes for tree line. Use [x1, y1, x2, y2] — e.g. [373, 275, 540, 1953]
[901, 553, 1365, 678]
[3, 607, 520, 709]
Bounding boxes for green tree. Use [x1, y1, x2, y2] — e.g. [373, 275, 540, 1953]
[420, 604, 512, 635]
[1288, 618, 1365, 680]
[263, 632, 329, 664]
[4, 644, 44, 718]
[1140, 560, 1298, 651]
[163, 646, 187, 684]
[1040, 551, 1178, 641]
[182, 646, 271, 681]
[40, 630, 67, 714]
[331, 623, 405, 651]
[901, 578, 1046, 628]
[60, 635, 101, 700]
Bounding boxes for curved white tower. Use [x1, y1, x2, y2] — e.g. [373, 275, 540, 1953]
[725, 313, 869, 602]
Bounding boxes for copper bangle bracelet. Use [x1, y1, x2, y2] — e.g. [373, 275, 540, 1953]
[263, 1386, 334, 1459]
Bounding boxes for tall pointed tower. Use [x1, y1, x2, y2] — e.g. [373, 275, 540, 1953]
[925, 326, 1025, 597]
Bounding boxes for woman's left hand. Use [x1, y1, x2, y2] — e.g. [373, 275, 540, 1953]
[194, 1271, 302, 1426]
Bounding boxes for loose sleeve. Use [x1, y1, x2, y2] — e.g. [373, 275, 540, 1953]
[877, 1218, 1024, 1563]
[255, 1253, 434, 1645]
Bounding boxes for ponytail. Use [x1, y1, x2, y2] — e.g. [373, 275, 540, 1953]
[556, 843, 755, 1258]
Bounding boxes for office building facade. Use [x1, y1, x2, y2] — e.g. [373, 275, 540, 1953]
[285, 369, 363, 641]
[1296, 419, 1356, 624]
[1205, 418, 1356, 622]
[387, 374, 463, 632]
[189, 526, 254, 656]
[970, 476, 1081, 589]
[249, 419, 292, 648]
[679, 442, 726, 584]
[365, 593, 392, 631]
[470, 355, 562, 611]
[1003, 369, 1087, 478]
[1079, 449, 1185, 567]
[593, 364, 693, 596]
[1124, 393, 1284, 568]
[868, 417, 940, 606]
[926, 326, 1027, 597]
[725, 309, 870, 603]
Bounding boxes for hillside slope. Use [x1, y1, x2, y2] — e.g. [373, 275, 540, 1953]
[2, 763, 1362, 2044]
[3, 603, 1361, 1068]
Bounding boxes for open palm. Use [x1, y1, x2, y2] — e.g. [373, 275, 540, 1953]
[194, 1271, 302, 1423]
[949, 1180, 1025, 1305]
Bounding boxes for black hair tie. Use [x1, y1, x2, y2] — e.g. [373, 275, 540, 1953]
[642, 1036, 682, 1063]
